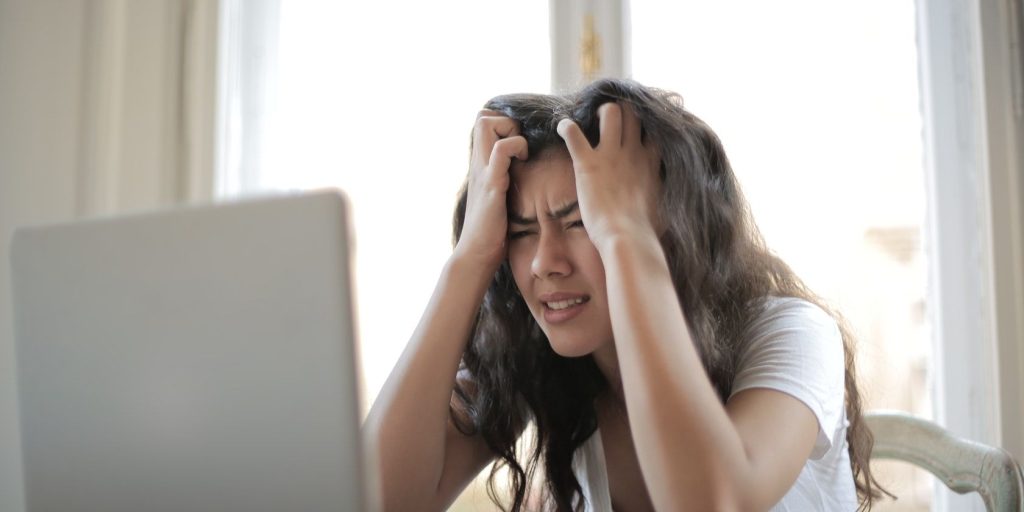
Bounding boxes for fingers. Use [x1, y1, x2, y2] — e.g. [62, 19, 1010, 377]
[472, 111, 520, 169]
[476, 110, 518, 140]
[557, 118, 591, 164]
[597, 102, 623, 147]
[491, 135, 528, 162]
[559, 101, 641, 160]
[475, 115, 519, 148]
[486, 135, 528, 181]
[619, 102, 642, 148]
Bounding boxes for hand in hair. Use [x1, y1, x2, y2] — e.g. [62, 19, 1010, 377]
[453, 110, 529, 272]
[556, 102, 661, 252]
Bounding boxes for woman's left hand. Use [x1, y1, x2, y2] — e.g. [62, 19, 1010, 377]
[557, 102, 661, 252]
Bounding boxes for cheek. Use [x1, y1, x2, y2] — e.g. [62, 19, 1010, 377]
[507, 243, 534, 291]
[578, 255, 609, 299]
[568, 236, 607, 284]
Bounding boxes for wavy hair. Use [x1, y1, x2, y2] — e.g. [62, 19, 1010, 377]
[450, 78, 887, 511]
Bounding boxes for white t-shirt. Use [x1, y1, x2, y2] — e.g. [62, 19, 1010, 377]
[572, 296, 858, 511]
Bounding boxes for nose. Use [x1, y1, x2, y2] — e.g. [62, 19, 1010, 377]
[531, 231, 572, 279]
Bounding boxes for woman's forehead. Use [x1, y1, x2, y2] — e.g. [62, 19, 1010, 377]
[509, 155, 577, 213]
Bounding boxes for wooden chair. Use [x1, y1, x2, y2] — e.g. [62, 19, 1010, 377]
[865, 411, 1024, 511]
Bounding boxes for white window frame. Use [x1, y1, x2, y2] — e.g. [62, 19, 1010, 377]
[917, 0, 1024, 471]
[549, 0, 630, 91]
[975, 0, 1024, 463]
[917, 0, 1024, 507]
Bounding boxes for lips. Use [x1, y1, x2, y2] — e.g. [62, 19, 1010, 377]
[538, 291, 590, 324]
[546, 296, 586, 310]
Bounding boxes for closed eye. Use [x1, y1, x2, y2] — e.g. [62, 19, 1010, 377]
[509, 230, 535, 240]
[567, 220, 585, 229]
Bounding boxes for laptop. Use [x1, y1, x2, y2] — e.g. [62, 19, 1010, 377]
[10, 190, 370, 512]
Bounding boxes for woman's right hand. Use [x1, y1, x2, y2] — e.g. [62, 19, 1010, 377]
[452, 110, 528, 273]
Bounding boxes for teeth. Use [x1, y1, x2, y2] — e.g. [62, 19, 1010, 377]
[546, 297, 585, 310]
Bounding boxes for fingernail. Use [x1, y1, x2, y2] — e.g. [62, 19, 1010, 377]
[557, 118, 572, 135]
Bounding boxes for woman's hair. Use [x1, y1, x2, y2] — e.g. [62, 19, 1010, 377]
[450, 78, 887, 511]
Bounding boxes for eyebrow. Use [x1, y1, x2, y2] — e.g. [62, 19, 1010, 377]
[509, 201, 579, 225]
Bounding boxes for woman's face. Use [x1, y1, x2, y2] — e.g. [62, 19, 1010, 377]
[507, 150, 614, 357]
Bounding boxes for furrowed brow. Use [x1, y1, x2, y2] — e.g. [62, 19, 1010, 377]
[509, 211, 536, 225]
[508, 201, 579, 225]
[549, 201, 579, 220]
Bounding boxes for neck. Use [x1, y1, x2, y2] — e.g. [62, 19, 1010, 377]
[592, 341, 626, 406]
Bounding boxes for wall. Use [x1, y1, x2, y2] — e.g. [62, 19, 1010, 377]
[0, 3, 87, 510]
[0, 2, 216, 510]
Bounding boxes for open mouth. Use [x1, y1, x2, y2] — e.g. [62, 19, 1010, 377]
[543, 296, 590, 311]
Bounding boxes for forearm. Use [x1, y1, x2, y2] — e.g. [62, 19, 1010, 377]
[598, 232, 752, 510]
[363, 256, 493, 505]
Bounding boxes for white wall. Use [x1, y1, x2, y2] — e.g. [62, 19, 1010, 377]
[0, 3, 87, 510]
[0, 2, 216, 510]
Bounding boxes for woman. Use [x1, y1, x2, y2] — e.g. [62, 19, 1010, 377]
[365, 79, 886, 511]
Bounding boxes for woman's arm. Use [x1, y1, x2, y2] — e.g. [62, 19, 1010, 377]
[363, 111, 529, 511]
[598, 231, 818, 511]
[363, 256, 498, 511]
[557, 104, 819, 511]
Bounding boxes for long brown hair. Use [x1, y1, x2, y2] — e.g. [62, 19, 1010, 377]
[451, 78, 887, 511]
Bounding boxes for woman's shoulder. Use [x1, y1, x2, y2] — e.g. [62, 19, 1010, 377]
[733, 295, 849, 460]
[734, 294, 845, 395]
[744, 295, 840, 339]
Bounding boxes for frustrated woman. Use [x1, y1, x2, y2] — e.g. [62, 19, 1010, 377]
[365, 78, 886, 511]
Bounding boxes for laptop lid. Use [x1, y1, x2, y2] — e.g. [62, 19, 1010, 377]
[11, 190, 366, 512]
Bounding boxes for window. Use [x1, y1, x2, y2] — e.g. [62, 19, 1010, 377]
[216, 3, 550, 508]
[219, 2, 1018, 510]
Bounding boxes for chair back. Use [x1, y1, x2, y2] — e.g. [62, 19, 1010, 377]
[866, 411, 1024, 512]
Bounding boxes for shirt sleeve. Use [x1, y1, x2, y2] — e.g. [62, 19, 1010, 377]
[728, 297, 847, 460]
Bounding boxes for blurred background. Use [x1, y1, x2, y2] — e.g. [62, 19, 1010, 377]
[1, 1, 1021, 511]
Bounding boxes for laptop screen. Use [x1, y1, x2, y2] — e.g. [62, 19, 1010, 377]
[11, 191, 367, 512]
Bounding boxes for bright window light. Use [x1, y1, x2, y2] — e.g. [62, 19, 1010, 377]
[260, 1, 550, 414]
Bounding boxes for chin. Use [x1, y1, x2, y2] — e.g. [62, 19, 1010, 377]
[545, 333, 601, 358]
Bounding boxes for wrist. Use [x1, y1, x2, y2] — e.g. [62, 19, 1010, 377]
[592, 222, 662, 259]
[598, 232, 674, 300]
[445, 252, 500, 288]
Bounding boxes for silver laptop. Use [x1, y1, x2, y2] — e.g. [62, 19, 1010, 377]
[10, 191, 369, 512]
